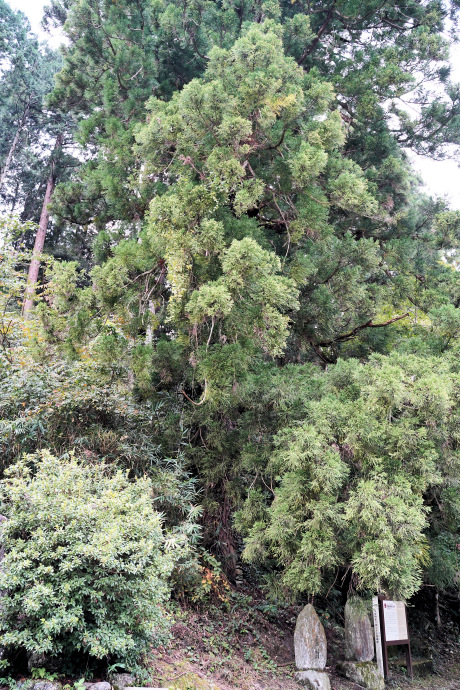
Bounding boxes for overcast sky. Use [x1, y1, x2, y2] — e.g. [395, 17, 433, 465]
[7, 0, 460, 209]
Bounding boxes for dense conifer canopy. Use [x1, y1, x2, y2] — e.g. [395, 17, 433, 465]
[0, 0, 460, 628]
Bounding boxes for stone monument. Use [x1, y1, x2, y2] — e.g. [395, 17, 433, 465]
[345, 596, 374, 661]
[338, 596, 384, 690]
[294, 604, 330, 690]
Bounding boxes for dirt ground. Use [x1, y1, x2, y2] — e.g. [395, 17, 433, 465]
[147, 585, 460, 690]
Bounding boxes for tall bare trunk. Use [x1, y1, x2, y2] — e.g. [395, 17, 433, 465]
[23, 133, 63, 317]
[0, 103, 30, 191]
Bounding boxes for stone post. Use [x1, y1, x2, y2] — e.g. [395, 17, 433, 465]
[338, 596, 384, 690]
[294, 604, 330, 690]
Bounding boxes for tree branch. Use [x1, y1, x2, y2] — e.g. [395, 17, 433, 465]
[316, 312, 409, 348]
[180, 380, 208, 406]
[298, 2, 337, 64]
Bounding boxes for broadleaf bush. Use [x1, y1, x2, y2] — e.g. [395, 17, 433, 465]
[0, 451, 174, 667]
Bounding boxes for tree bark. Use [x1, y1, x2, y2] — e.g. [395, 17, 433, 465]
[0, 102, 30, 191]
[23, 133, 63, 317]
[435, 589, 441, 627]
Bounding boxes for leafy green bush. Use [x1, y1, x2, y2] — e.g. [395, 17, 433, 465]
[0, 451, 174, 666]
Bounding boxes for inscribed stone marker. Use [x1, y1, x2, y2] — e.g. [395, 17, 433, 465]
[294, 603, 327, 670]
[344, 597, 374, 662]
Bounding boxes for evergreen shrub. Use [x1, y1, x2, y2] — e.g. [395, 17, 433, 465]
[0, 451, 173, 666]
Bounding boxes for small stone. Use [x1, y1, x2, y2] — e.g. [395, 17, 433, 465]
[109, 674, 135, 690]
[295, 670, 331, 689]
[85, 683, 111, 690]
[345, 596, 374, 662]
[338, 661, 384, 690]
[294, 604, 327, 671]
[31, 682, 62, 690]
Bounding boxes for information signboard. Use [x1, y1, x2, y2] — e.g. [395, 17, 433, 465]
[375, 596, 412, 680]
[382, 600, 408, 642]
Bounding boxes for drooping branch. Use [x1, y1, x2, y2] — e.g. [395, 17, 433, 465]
[180, 379, 208, 406]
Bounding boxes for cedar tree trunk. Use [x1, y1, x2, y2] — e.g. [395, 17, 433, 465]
[23, 133, 63, 317]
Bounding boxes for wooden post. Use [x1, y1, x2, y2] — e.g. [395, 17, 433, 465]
[378, 596, 389, 680]
[372, 595, 384, 677]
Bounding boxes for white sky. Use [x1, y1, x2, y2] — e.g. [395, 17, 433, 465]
[6, 0, 460, 208]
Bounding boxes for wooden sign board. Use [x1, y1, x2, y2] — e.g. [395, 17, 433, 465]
[383, 600, 408, 642]
[374, 596, 412, 680]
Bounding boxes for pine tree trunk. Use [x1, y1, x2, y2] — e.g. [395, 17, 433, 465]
[23, 133, 63, 317]
[0, 103, 30, 191]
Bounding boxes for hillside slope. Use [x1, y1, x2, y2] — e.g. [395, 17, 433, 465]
[146, 587, 460, 690]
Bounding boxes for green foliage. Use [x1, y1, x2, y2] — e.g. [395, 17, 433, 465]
[97, 21, 387, 388]
[31, 668, 58, 681]
[3, 0, 460, 626]
[0, 240, 203, 619]
[237, 353, 460, 599]
[0, 451, 173, 665]
[0, 13, 75, 235]
[72, 678, 86, 690]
